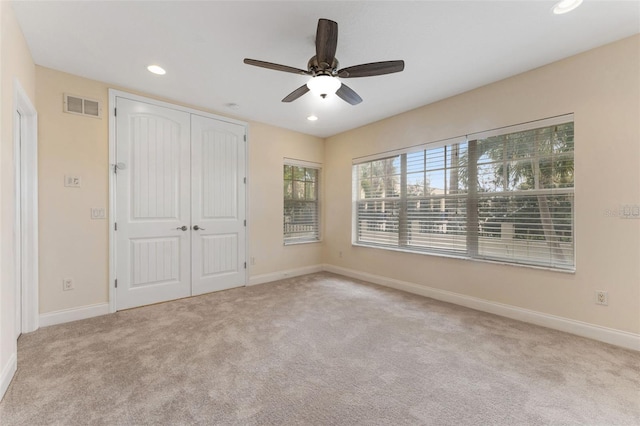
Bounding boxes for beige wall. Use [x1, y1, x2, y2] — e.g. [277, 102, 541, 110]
[1, 1, 36, 393]
[248, 122, 324, 276]
[36, 67, 110, 313]
[35, 66, 325, 314]
[324, 35, 640, 334]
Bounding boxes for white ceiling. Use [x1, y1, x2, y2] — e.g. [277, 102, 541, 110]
[11, 1, 640, 138]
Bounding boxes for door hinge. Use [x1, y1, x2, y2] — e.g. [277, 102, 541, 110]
[114, 222, 118, 231]
[243, 134, 246, 142]
[244, 262, 247, 269]
[114, 108, 117, 117]
[243, 177, 246, 184]
[244, 220, 246, 227]
[115, 279, 118, 288]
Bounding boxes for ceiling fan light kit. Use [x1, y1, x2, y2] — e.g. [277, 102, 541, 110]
[244, 19, 405, 106]
[307, 75, 341, 98]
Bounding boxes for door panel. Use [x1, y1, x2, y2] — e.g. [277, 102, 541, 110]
[130, 115, 180, 220]
[201, 234, 238, 275]
[201, 133, 238, 218]
[191, 114, 246, 295]
[130, 237, 181, 287]
[116, 98, 191, 310]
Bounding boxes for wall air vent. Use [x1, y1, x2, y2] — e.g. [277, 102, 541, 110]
[63, 94, 102, 118]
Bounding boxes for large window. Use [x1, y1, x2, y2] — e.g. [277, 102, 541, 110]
[353, 116, 575, 271]
[284, 161, 320, 244]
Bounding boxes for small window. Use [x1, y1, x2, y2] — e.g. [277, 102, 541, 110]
[284, 161, 320, 244]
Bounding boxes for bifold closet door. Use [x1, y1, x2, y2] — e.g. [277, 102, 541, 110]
[190, 114, 246, 296]
[115, 98, 192, 310]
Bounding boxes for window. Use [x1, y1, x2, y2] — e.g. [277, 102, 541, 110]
[284, 161, 320, 244]
[353, 115, 575, 271]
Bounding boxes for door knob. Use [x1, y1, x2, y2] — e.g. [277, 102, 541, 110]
[176, 225, 188, 231]
[193, 225, 206, 231]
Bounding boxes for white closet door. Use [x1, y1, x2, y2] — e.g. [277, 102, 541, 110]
[191, 114, 246, 296]
[115, 98, 192, 310]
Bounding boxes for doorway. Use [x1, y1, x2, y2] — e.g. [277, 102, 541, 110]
[15, 110, 22, 337]
[14, 80, 39, 336]
[109, 92, 247, 311]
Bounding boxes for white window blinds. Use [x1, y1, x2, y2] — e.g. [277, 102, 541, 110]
[353, 115, 575, 271]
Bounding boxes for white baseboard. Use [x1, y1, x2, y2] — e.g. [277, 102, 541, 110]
[39, 303, 110, 328]
[29, 266, 640, 351]
[0, 353, 17, 401]
[248, 264, 324, 286]
[323, 264, 640, 351]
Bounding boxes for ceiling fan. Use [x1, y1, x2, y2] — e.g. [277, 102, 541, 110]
[243, 19, 405, 105]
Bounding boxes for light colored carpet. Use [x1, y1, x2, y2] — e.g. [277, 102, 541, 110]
[1, 272, 638, 425]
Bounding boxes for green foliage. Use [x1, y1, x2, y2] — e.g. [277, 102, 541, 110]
[284, 165, 318, 201]
[472, 123, 574, 241]
[358, 156, 400, 199]
[475, 123, 574, 192]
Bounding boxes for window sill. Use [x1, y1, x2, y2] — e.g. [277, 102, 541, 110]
[351, 242, 576, 274]
[284, 239, 322, 246]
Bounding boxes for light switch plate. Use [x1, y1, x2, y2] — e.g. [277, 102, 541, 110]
[63, 278, 74, 291]
[64, 175, 81, 188]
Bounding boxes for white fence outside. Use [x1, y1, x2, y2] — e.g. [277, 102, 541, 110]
[358, 220, 574, 267]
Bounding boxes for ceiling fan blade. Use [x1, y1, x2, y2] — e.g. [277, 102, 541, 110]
[338, 60, 405, 78]
[336, 83, 362, 105]
[244, 58, 310, 75]
[282, 84, 310, 102]
[316, 19, 338, 69]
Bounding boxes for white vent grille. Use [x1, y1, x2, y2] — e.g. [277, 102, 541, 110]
[64, 94, 102, 118]
[66, 95, 83, 114]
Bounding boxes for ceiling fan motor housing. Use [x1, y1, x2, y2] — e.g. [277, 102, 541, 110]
[308, 56, 339, 76]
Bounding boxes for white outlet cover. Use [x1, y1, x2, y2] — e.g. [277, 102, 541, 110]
[595, 291, 609, 305]
[91, 208, 106, 219]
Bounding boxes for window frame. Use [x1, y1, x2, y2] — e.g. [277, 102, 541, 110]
[352, 114, 575, 272]
[283, 158, 321, 245]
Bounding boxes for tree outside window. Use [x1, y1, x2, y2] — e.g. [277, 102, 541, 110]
[353, 117, 575, 271]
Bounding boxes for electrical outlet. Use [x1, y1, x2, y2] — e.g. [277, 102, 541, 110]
[339, 251, 343, 258]
[595, 291, 608, 306]
[250, 257, 256, 266]
[64, 175, 81, 188]
[91, 208, 106, 219]
[63, 278, 74, 291]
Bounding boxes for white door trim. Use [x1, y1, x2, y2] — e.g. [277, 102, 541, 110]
[14, 79, 39, 334]
[108, 89, 248, 313]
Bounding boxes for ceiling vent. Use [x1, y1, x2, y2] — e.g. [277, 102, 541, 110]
[63, 93, 102, 118]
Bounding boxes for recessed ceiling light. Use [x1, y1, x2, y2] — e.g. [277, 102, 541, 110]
[307, 115, 318, 121]
[552, 0, 583, 15]
[147, 65, 166, 75]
